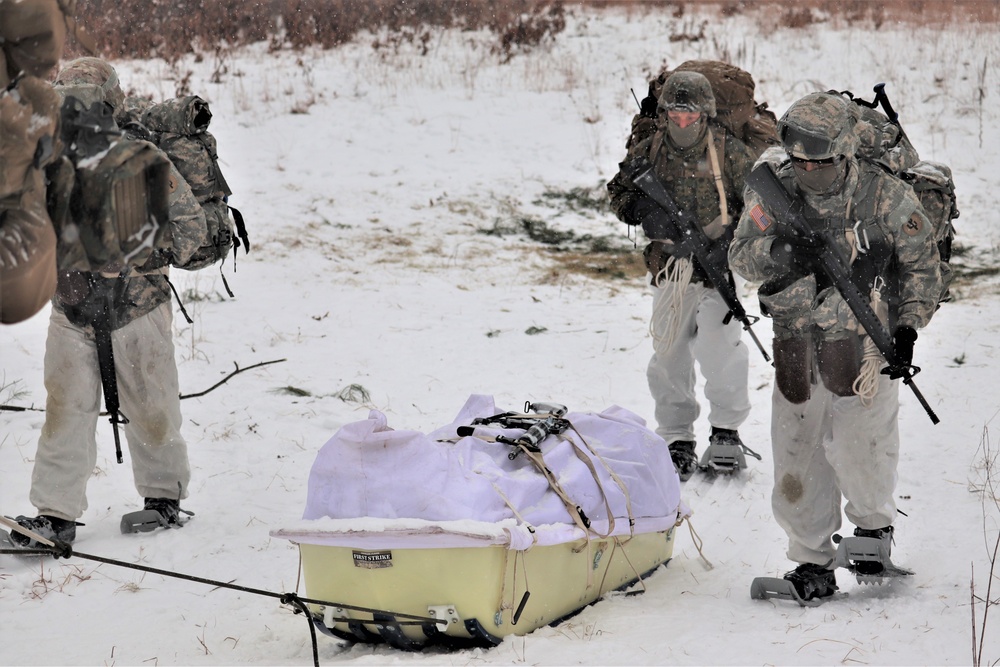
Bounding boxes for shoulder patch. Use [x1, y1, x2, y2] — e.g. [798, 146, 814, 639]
[749, 204, 772, 232]
[902, 213, 924, 237]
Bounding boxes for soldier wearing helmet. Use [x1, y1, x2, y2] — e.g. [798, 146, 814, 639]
[607, 70, 757, 481]
[9, 57, 210, 548]
[728, 92, 942, 602]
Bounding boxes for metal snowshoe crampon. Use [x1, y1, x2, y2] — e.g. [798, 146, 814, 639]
[834, 526, 913, 583]
[698, 429, 761, 474]
[121, 497, 194, 534]
[751, 562, 842, 607]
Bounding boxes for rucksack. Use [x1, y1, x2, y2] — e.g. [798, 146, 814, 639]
[629, 59, 779, 159]
[45, 96, 171, 274]
[837, 87, 959, 301]
[138, 95, 248, 275]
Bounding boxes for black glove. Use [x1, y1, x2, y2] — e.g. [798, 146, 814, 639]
[882, 325, 918, 379]
[769, 232, 823, 272]
[628, 197, 683, 243]
[623, 195, 658, 225]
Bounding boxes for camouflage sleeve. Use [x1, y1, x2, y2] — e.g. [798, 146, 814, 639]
[724, 134, 755, 217]
[883, 182, 942, 330]
[606, 136, 654, 221]
[164, 160, 209, 268]
[728, 185, 785, 282]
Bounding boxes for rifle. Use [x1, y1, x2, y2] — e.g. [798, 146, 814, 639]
[92, 282, 129, 464]
[745, 162, 939, 424]
[63, 273, 130, 463]
[620, 156, 771, 362]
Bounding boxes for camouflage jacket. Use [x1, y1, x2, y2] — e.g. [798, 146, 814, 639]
[53, 141, 208, 330]
[728, 156, 941, 338]
[607, 121, 755, 246]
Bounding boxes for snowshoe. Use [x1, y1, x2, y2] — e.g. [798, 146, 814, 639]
[1, 515, 79, 558]
[698, 428, 761, 474]
[5, 514, 78, 548]
[120, 498, 194, 534]
[751, 562, 841, 607]
[668, 440, 698, 481]
[834, 526, 913, 583]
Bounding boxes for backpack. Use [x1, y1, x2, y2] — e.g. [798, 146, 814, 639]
[629, 59, 779, 159]
[837, 87, 959, 301]
[139, 95, 248, 274]
[45, 97, 171, 273]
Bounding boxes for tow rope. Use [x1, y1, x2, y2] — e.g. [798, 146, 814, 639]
[1, 520, 445, 667]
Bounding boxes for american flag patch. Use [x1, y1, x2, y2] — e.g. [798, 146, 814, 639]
[749, 204, 772, 232]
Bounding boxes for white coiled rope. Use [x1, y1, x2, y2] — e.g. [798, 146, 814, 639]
[649, 254, 694, 355]
[852, 287, 886, 406]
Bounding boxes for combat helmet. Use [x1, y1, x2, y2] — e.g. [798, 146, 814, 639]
[53, 57, 125, 118]
[658, 71, 717, 118]
[778, 92, 859, 161]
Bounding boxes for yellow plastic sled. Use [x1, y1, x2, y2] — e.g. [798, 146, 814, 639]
[273, 519, 677, 649]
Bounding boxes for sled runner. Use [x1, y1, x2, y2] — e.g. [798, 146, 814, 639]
[272, 395, 686, 648]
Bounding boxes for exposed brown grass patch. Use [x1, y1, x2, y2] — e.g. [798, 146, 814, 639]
[542, 247, 647, 283]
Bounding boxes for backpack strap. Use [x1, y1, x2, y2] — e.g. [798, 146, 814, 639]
[706, 126, 729, 229]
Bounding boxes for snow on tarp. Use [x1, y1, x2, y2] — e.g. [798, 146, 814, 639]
[274, 395, 685, 550]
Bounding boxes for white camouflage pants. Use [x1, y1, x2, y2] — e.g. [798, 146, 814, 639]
[646, 280, 751, 445]
[770, 373, 900, 566]
[29, 303, 191, 522]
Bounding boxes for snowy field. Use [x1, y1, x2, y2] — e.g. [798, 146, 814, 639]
[2, 5, 1000, 665]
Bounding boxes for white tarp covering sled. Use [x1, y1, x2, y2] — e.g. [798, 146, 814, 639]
[272, 395, 686, 647]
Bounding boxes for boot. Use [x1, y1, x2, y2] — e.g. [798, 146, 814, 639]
[9, 514, 78, 547]
[783, 562, 838, 601]
[668, 440, 697, 481]
[852, 525, 894, 575]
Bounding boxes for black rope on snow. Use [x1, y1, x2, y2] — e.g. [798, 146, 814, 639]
[282, 593, 319, 667]
[0, 543, 447, 664]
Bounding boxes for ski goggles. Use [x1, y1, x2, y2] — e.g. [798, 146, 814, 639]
[789, 155, 841, 167]
[780, 125, 835, 160]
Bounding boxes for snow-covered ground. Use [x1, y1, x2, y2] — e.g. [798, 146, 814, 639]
[2, 5, 999, 665]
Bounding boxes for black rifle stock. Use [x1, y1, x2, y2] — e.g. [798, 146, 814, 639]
[745, 162, 939, 424]
[620, 156, 771, 363]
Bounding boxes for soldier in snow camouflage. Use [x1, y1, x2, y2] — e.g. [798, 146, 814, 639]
[607, 70, 756, 480]
[10, 58, 210, 548]
[728, 91, 942, 601]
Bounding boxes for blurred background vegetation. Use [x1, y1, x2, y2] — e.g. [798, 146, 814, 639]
[69, 0, 999, 63]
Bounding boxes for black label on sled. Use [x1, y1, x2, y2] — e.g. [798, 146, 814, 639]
[352, 550, 393, 569]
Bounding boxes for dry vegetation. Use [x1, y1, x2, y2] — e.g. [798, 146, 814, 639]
[69, 0, 567, 62]
[68, 0, 999, 63]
